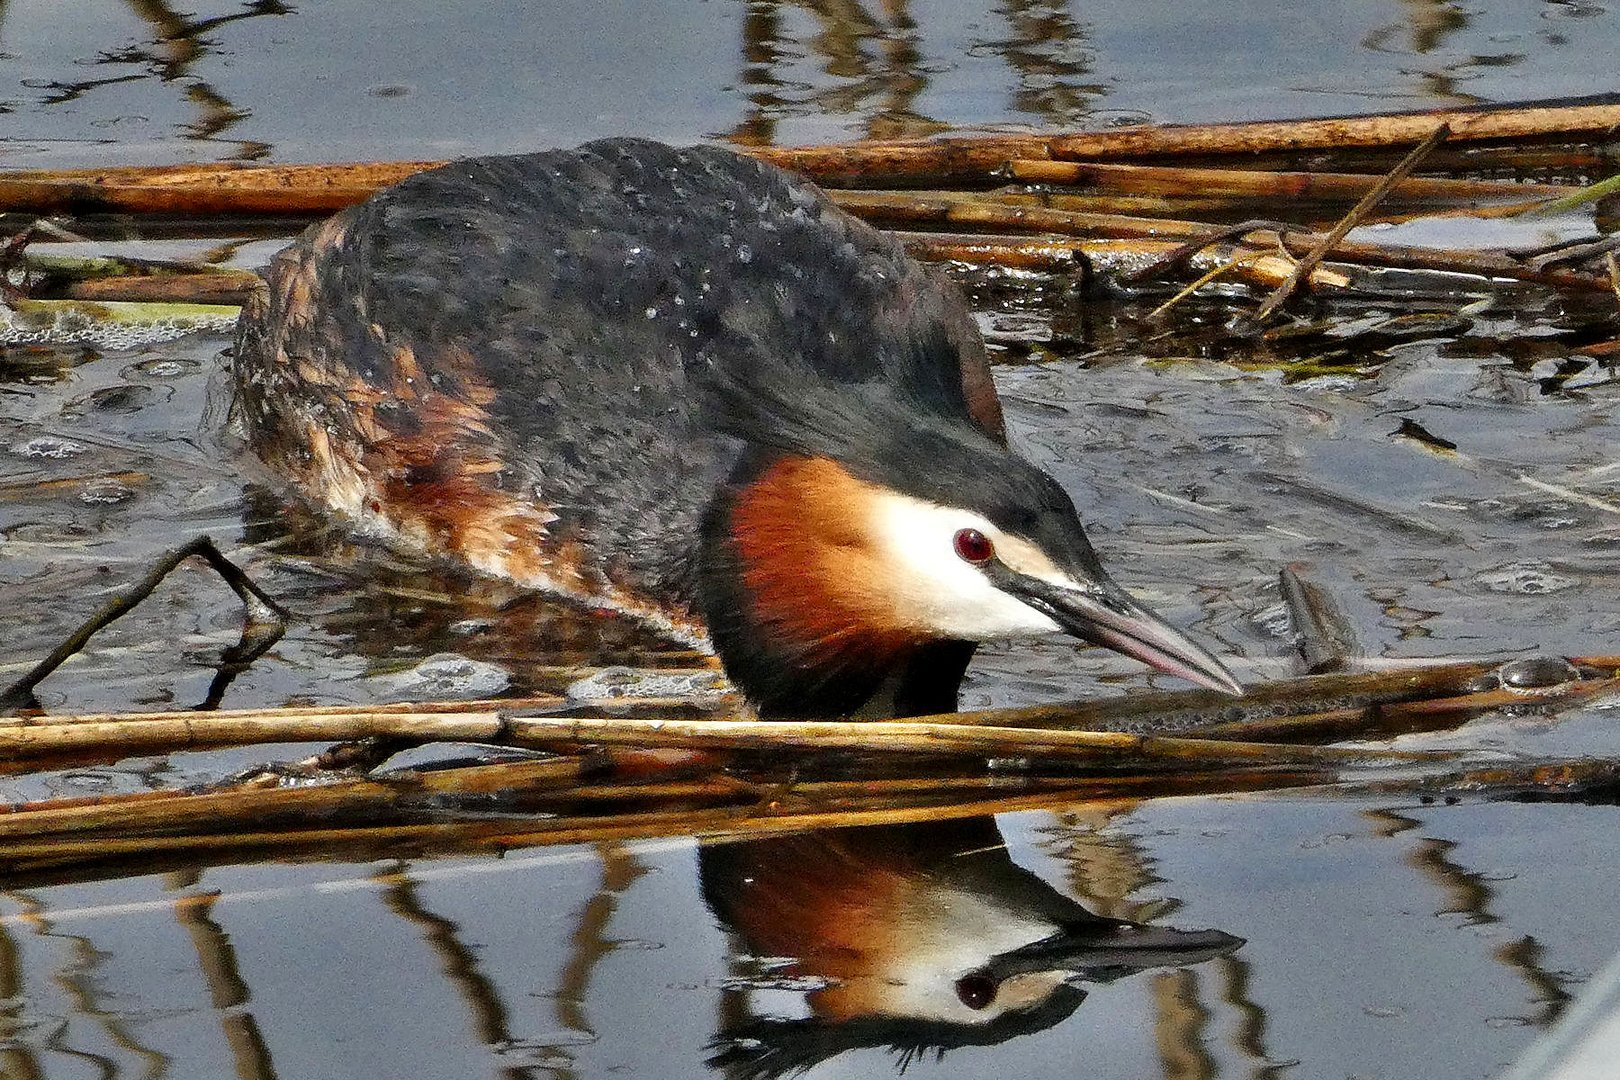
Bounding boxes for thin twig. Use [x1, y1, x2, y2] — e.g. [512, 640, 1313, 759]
[1117, 219, 1300, 284]
[1252, 123, 1450, 323]
[1146, 251, 1274, 321]
[1521, 233, 1620, 272]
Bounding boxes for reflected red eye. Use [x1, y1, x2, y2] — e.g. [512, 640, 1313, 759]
[953, 528, 994, 564]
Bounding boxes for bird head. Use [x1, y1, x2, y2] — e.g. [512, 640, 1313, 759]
[698, 377, 1241, 717]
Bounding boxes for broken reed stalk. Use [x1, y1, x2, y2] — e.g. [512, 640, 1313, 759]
[0, 704, 1454, 768]
[0, 160, 436, 215]
[55, 271, 260, 306]
[1253, 122, 1451, 322]
[1278, 565, 1351, 675]
[1003, 159, 1579, 203]
[0, 693, 566, 727]
[0, 758, 592, 839]
[499, 714, 1449, 767]
[761, 98, 1620, 181]
[8, 754, 1619, 883]
[13, 654, 1615, 762]
[832, 191, 1613, 291]
[1190, 677, 1620, 743]
[26, 232, 1346, 304]
[0, 766, 1143, 844]
[897, 233, 1344, 290]
[0, 771, 1338, 879]
[1, 100, 1614, 215]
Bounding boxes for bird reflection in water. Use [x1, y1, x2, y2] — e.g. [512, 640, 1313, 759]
[698, 818, 1241, 1077]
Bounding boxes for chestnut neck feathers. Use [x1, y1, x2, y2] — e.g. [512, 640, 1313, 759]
[699, 452, 966, 719]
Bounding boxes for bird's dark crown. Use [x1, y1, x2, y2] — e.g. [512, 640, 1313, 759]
[701, 365, 1105, 576]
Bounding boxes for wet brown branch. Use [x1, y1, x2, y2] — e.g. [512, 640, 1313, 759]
[832, 190, 1611, 290]
[4, 753, 1618, 886]
[0, 536, 289, 713]
[0, 702, 1452, 769]
[53, 271, 261, 306]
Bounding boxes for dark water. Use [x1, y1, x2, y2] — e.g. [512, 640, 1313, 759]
[3, 2, 1620, 1078]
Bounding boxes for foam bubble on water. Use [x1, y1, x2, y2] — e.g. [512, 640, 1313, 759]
[565, 665, 729, 704]
[10, 435, 86, 459]
[125, 356, 201, 379]
[1474, 560, 1579, 595]
[0, 306, 237, 349]
[79, 479, 135, 505]
[370, 652, 511, 699]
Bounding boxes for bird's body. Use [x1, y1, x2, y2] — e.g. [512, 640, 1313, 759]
[234, 138, 1238, 717]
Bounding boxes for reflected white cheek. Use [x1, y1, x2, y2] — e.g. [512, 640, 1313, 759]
[870, 495, 1061, 639]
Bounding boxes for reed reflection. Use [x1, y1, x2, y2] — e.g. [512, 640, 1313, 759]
[166, 871, 276, 1080]
[1366, 808, 1573, 1029]
[1, 891, 169, 1079]
[1361, 0, 1504, 105]
[698, 818, 1241, 1078]
[987, 0, 1103, 126]
[17, 0, 287, 160]
[728, 0, 1103, 143]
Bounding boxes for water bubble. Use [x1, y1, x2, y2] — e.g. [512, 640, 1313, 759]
[10, 435, 85, 459]
[79, 480, 135, 505]
[566, 666, 729, 704]
[125, 356, 201, 379]
[1474, 560, 1578, 595]
[1496, 656, 1579, 690]
[370, 653, 510, 699]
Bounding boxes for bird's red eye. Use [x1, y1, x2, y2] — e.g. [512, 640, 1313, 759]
[953, 528, 994, 564]
[955, 974, 998, 1010]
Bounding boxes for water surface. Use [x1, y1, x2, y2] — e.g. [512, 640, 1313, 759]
[3, 3, 1620, 1078]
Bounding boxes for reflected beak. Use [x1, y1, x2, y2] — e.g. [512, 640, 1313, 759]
[985, 921, 1245, 982]
[984, 563, 1244, 696]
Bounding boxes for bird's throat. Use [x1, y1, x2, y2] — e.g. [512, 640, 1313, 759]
[700, 453, 971, 719]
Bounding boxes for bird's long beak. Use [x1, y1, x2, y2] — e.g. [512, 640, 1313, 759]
[984, 563, 1244, 696]
[984, 921, 1245, 982]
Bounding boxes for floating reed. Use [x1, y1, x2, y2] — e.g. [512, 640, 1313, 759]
[0, 100, 1611, 212]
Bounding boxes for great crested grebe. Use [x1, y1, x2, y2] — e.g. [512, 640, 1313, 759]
[232, 137, 1241, 719]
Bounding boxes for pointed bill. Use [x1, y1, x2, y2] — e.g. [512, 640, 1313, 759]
[984, 564, 1244, 696]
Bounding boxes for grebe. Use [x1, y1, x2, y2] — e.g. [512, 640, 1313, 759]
[233, 137, 1240, 718]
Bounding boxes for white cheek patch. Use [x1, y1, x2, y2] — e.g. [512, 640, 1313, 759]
[868, 493, 1063, 639]
[867, 884, 1071, 1023]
